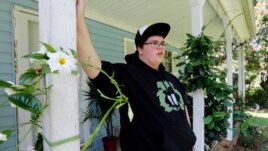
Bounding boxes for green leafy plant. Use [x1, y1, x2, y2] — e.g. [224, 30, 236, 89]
[176, 31, 234, 146]
[0, 43, 131, 151]
[0, 42, 73, 145]
[82, 81, 119, 151]
[233, 95, 268, 150]
[80, 65, 132, 151]
[83, 81, 117, 138]
[245, 87, 268, 108]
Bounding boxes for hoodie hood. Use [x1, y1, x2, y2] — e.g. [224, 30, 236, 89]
[125, 51, 165, 72]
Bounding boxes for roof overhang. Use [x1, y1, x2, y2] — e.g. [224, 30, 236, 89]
[209, 0, 256, 42]
[85, 0, 256, 47]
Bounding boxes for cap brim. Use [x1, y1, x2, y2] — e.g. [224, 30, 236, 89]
[142, 23, 170, 39]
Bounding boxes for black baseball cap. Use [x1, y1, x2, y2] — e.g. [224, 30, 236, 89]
[135, 23, 170, 47]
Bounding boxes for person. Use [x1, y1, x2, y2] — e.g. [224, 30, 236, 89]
[76, 0, 196, 150]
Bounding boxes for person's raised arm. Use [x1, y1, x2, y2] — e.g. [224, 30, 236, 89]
[76, 0, 101, 79]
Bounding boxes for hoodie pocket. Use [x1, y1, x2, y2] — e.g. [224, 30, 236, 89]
[161, 124, 196, 151]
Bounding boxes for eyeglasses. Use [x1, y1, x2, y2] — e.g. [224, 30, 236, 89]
[144, 41, 167, 49]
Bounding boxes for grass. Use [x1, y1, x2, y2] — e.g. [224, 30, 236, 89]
[240, 110, 268, 150]
[247, 110, 268, 126]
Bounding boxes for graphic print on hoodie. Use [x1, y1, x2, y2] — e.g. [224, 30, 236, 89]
[156, 80, 185, 112]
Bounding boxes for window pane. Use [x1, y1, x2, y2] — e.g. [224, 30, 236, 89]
[163, 51, 172, 72]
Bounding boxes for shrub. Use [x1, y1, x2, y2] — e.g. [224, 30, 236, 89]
[245, 87, 268, 109]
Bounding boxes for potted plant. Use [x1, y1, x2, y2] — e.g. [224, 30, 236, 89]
[83, 80, 118, 151]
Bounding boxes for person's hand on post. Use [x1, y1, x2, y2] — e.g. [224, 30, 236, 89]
[76, 0, 85, 20]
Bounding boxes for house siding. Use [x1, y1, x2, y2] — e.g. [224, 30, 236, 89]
[0, 0, 17, 150]
[0, 0, 37, 151]
[87, 19, 134, 63]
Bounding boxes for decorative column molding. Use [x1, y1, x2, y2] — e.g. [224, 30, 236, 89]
[189, 0, 205, 150]
[39, 0, 80, 151]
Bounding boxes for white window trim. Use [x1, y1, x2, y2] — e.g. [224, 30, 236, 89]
[124, 37, 136, 55]
[14, 7, 39, 151]
[171, 51, 179, 77]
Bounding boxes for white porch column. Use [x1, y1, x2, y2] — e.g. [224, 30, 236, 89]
[238, 45, 245, 98]
[39, 0, 80, 151]
[189, 0, 205, 150]
[223, 17, 234, 141]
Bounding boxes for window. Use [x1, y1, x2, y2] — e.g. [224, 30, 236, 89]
[163, 51, 179, 77]
[124, 37, 136, 55]
[163, 51, 172, 72]
[14, 8, 39, 150]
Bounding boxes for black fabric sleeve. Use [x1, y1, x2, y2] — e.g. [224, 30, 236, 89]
[90, 61, 118, 98]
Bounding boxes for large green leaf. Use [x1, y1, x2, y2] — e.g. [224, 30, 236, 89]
[8, 93, 42, 114]
[212, 112, 226, 121]
[23, 53, 49, 60]
[19, 69, 40, 85]
[224, 99, 233, 107]
[240, 122, 249, 137]
[0, 80, 13, 88]
[204, 115, 213, 124]
[192, 60, 202, 66]
[240, 122, 249, 131]
[176, 62, 185, 67]
[41, 42, 56, 53]
[233, 111, 241, 116]
[10, 85, 26, 91]
[207, 121, 215, 129]
[41, 64, 51, 74]
[70, 49, 78, 59]
[21, 85, 36, 94]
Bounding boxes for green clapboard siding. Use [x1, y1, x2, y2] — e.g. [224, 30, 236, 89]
[86, 19, 135, 63]
[0, 1, 37, 151]
[0, 64, 13, 74]
[0, 42, 13, 53]
[0, 0, 17, 151]
[0, 52, 12, 64]
[0, 106, 14, 118]
[0, 0, 17, 150]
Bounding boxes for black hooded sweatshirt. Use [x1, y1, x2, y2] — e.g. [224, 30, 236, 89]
[91, 52, 196, 151]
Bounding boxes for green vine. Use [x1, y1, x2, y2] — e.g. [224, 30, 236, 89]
[80, 63, 131, 151]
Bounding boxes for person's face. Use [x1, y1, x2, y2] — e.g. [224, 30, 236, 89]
[137, 35, 166, 70]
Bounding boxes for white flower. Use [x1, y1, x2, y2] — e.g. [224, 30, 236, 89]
[47, 51, 77, 74]
[0, 132, 7, 141]
[5, 81, 15, 95]
[4, 81, 16, 108]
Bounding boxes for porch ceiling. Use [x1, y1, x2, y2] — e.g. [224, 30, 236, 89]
[216, 0, 256, 41]
[85, 0, 256, 47]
